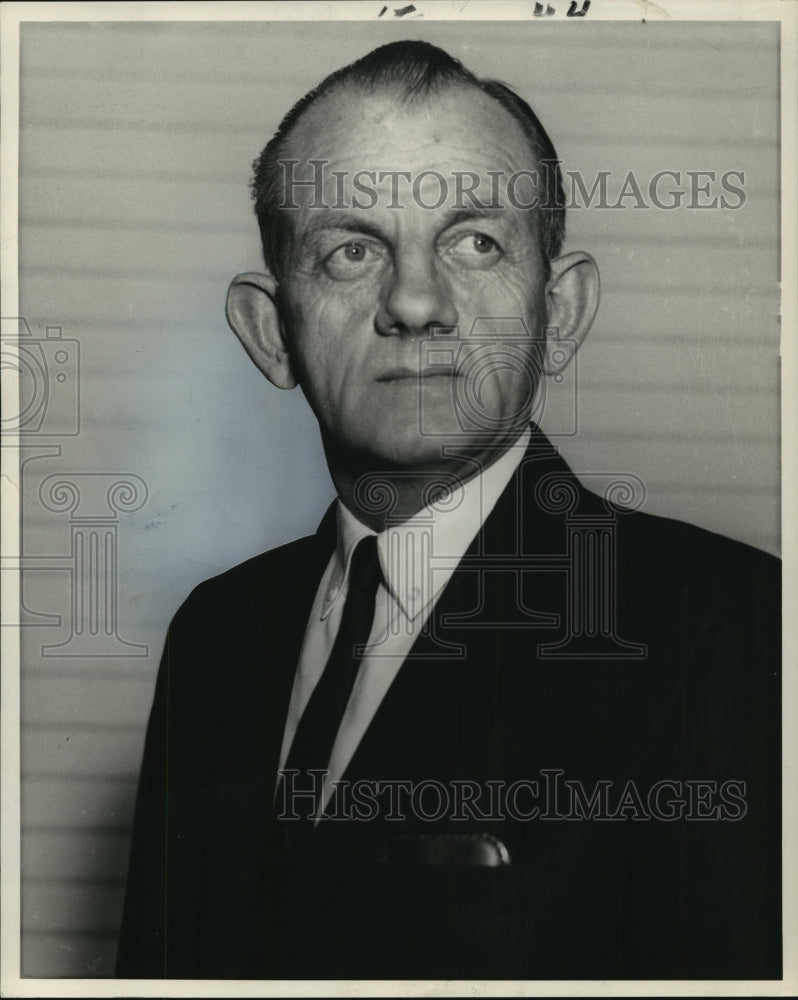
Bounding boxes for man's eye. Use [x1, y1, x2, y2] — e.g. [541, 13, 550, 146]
[447, 232, 502, 267]
[324, 240, 381, 278]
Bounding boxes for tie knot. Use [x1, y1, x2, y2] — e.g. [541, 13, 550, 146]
[348, 535, 382, 596]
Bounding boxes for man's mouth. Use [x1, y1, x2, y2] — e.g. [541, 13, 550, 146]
[376, 368, 456, 382]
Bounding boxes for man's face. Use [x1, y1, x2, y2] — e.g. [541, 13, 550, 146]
[276, 84, 551, 473]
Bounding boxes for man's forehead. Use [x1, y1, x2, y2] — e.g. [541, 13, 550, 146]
[282, 81, 535, 174]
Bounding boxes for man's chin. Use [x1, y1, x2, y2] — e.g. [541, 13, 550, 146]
[351, 429, 506, 475]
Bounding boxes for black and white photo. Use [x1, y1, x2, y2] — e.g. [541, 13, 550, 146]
[1, 2, 794, 994]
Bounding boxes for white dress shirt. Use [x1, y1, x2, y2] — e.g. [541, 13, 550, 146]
[277, 429, 531, 813]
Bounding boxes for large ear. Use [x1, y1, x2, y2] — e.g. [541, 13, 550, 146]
[225, 271, 297, 389]
[541, 251, 600, 376]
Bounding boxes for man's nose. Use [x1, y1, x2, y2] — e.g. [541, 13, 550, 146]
[375, 255, 458, 336]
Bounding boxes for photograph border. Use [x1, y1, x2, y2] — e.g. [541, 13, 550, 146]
[1, 1, 795, 997]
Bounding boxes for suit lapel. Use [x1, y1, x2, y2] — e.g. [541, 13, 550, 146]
[198, 507, 337, 962]
[258, 503, 339, 779]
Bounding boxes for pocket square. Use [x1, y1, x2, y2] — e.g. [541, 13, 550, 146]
[381, 832, 511, 867]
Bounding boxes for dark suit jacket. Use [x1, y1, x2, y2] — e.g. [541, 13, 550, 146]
[117, 429, 781, 980]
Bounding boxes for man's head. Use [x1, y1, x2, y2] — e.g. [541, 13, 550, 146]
[227, 40, 599, 502]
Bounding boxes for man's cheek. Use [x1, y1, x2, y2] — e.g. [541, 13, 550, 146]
[312, 297, 372, 346]
[287, 291, 347, 349]
[454, 270, 540, 329]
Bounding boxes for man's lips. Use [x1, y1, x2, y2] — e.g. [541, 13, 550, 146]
[376, 368, 458, 382]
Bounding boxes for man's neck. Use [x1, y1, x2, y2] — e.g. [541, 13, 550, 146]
[326, 432, 531, 533]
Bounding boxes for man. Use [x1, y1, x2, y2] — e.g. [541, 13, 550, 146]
[116, 40, 780, 980]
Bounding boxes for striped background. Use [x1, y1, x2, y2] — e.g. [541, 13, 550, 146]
[16, 19, 779, 977]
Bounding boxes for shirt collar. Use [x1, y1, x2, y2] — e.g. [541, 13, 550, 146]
[321, 429, 531, 622]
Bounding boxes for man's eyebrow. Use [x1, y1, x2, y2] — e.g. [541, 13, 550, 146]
[438, 206, 522, 241]
[299, 214, 389, 244]
[440, 207, 510, 228]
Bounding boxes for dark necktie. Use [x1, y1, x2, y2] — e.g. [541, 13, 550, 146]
[281, 534, 383, 820]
